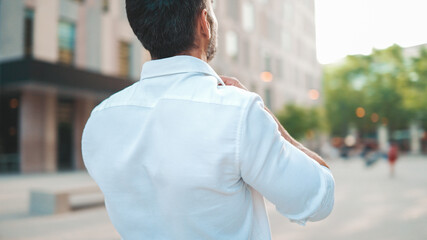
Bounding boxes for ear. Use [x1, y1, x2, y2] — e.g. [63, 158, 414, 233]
[199, 9, 211, 39]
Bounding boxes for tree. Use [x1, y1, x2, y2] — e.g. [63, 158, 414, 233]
[276, 104, 324, 140]
[323, 55, 369, 137]
[323, 45, 414, 138]
[403, 47, 427, 129]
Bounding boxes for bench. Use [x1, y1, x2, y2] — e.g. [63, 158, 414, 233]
[29, 185, 104, 215]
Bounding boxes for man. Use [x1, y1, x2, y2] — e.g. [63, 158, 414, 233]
[82, 0, 335, 239]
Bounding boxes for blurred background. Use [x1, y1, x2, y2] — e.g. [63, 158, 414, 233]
[0, 0, 426, 239]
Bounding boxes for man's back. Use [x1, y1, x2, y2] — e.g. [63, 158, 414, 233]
[82, 56, 334, 239]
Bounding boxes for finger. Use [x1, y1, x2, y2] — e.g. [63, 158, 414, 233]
[220, 76, 237, 85]
[220, 75, 235, 81]
[220, 78, 231, 85]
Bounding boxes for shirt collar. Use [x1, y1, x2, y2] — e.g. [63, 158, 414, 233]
[140, 55, 225, 86]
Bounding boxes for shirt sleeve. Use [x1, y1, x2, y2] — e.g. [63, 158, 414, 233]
[238, 95, 335, 225]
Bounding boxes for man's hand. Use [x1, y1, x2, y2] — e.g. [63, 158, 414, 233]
[220, 76, 248, 91]
[220, 75, 330, 169]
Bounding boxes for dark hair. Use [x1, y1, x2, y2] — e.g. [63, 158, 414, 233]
[125, 0, 207, 59]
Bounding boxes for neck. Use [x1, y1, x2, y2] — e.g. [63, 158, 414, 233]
[178, 47, 208, 62]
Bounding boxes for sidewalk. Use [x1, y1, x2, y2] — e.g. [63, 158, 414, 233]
[0, 156, 426, 240]
[269, 155, 427, 240]
[0, 172, 120, 240]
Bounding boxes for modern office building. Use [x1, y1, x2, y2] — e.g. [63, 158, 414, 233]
[211, 0, 321, 110]
[0, 0, 321, 173]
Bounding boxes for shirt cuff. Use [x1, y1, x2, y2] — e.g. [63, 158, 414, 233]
[307, 165, 335, 222]
[277, 164, 335, 226]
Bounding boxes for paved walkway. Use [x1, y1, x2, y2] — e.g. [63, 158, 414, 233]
[268, 155, 427, 240]
[0, 155, 426, 240]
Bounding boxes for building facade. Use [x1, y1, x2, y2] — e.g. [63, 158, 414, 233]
[0, 0, 321, 173]
[211, 0, 321, 111]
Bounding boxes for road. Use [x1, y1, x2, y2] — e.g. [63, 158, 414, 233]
[0, 156, 426, 240]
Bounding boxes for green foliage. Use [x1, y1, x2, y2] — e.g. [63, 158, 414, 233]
[276, 104, 325, 140]
[403, 47, 427, 129]
[324, 44, 427, 137]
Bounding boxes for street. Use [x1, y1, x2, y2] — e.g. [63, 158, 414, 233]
[0, 156, 426, 240]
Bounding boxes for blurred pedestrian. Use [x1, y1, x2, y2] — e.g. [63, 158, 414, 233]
[363, 141, 382, 167]
[388, 143, 399, 177]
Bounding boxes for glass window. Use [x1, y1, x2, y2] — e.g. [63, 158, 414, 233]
[118, 41, 131, 78]
[0, 94, 20, 173]
[102, 0, 109, 13]
[276, 58, 283, 78]
[24, 9, 34, 57]
[283, 1, 294, 24]
[297, 39, 304, 59]
[264, 54, 272, 72]
[269, 19, 277, 43]
[251, 83, 257, 93]
[242, 1, 254, 32]
[227, 0, 239, 22]
[226, 31, 239, 61]
[306, 74, 314, 89]
[294, 68, 299, 86]
[264, 88, 272, 109]
[57, 98, 74, 171]
[260, 13, 268, 36]
[242, 39, 250, 66]
[281, 32, 291, 50]
[58, 21, 76, 65]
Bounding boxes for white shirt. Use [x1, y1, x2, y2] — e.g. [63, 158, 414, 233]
[82, 56, 335, 240]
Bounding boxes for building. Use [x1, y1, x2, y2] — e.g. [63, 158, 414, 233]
[0, 0, 148, 173]
[0, 0, 321, 173]
[211, 0, 321, 110]
[403, 43, 427, 58]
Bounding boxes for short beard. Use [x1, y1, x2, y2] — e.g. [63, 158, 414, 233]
[206, 15, 217, 62]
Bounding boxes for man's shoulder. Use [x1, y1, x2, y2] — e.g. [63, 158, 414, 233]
[208, 85, 261, 109]
[159, 76, 261, 110]
[92, 81, 140, 113]
[90, 80, 262, 114]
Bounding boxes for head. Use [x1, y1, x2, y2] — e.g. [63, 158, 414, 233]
[126, 0, 218, 62]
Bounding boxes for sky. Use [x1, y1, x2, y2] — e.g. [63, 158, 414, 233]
[314, 0, 427, 64]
